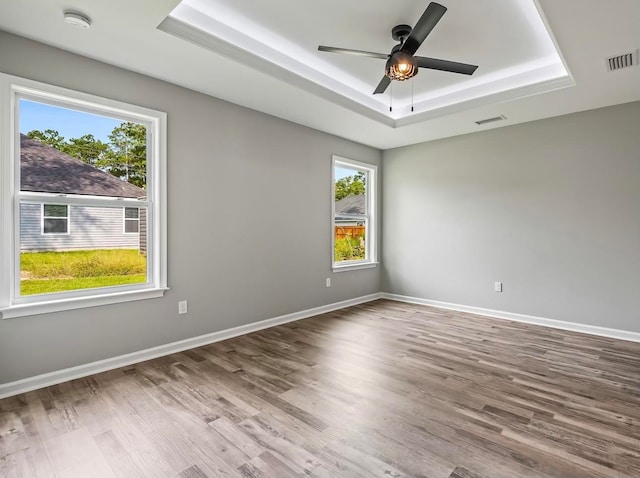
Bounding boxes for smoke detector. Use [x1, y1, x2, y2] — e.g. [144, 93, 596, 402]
[63, 11, 91, 29]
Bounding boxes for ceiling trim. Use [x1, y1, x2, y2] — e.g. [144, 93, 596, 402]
[396, 71, 575, 127]
[158, 14, 395, 127]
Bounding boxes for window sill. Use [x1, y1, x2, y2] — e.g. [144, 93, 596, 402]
[332, 262, 379, 273]
[0, 287, 169, 319]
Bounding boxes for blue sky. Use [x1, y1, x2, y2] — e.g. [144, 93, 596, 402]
[335, 166, 360, 181]
[20, 99, 122, 142]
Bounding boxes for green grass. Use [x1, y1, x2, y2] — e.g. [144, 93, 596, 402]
[21, 249, 146, 295]
[21, 275, 147, 295]
[334, 236, 366, 262]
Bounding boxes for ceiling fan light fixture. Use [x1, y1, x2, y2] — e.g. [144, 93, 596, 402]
[385, 52, 418, 81]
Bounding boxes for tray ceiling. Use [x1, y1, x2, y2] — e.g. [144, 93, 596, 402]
[160, 0, 573, 127]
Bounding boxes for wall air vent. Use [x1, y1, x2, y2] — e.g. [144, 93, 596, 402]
[475, 115, 506, 126]
[605, 50, 638, 72]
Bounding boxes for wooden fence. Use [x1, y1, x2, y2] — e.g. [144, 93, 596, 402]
[335, 226, 365, 240]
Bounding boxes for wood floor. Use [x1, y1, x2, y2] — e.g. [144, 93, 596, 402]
[1, 300, 639, 478]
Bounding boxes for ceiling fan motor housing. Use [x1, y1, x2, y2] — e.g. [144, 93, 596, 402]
[391, 24, 413, 42]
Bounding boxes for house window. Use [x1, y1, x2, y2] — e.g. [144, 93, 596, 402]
[332, 155, 377, 271]
[0, 73, 167, 319]
[42, 204, 69, 234]
[124, 207, 140, 234]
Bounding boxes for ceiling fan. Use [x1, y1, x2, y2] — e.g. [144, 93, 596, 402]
[318, 2, 478, 95]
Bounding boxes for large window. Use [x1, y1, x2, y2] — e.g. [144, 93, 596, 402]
[0, 73, 167, 318]
[332, 156, 377, 270]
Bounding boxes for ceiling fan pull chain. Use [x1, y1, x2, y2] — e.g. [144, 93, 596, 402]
[411, 79, 414, 112]
[389, 82, 393, 112]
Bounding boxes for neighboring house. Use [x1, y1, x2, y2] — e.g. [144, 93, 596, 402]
[334, 194, 365, 239]
[20, 134, 146, 252]
[334, 194, 365, 225]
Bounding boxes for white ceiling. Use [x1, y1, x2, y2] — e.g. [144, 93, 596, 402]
[0, 0, 638, 149]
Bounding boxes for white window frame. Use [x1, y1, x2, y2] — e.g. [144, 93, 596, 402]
[41, 203, 70, 235]
[332, 155, 377, 272]
[0, 73, 168, 319]
[123, 207, 140, 234]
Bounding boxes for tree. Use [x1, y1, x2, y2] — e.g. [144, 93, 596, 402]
[27, 129, 67, 151]
[28, 130, 108, 166]
[65, 134, 109, 166]
[335, 171, 366, 201]
[97, 122, 147, 188]
[27, 122, 147, 189]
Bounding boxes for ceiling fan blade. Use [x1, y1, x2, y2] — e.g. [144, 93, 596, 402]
[401, 2, 447, 56]
[373, 76, 391, 95]
[318, 46, 388, 60]
[416, 56, 478, 75]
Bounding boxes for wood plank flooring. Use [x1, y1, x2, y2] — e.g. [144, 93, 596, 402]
[1, 299, 639, 477]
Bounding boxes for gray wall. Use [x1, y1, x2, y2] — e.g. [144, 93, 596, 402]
[0, 31, 382, 384]
[383, 102, 640, 332]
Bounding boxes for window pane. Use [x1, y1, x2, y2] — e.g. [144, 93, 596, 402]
[334, 222, 367, 262]
[20, 99, 147, 197]
[124, 219, 139, 233]
[20, 203, 147, 296]
[44, 204, 68, 218]
[124, 207, 139, 219]
[334, 166, 367, 214]
[43, 218, 68, 234]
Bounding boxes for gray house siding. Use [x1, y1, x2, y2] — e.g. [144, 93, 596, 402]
[139, 208, 147, 255]
[20, 203, 140, 252]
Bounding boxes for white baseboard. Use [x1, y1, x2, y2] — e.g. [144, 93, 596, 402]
[0, 293, 382, 399]
[3, 291, 636, 399]
[382, 293, 640, 343]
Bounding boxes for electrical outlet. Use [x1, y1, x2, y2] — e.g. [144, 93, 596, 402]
[178, 300, 188, 314]
[325, 278, 331, 287]
[494, 282, 503, 293]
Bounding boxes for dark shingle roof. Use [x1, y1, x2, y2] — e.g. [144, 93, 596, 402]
[335, 194, 365, 217]
[20, 134, 146, 198]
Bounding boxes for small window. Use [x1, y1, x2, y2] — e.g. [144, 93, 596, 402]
[124, 207, 140, 234]
[332, 156, 377, 271]
[42, 204, 69, 234]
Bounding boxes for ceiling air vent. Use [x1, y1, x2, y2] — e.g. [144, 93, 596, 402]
[475, 115, 506, 126]
[605, 50, 638, 72]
